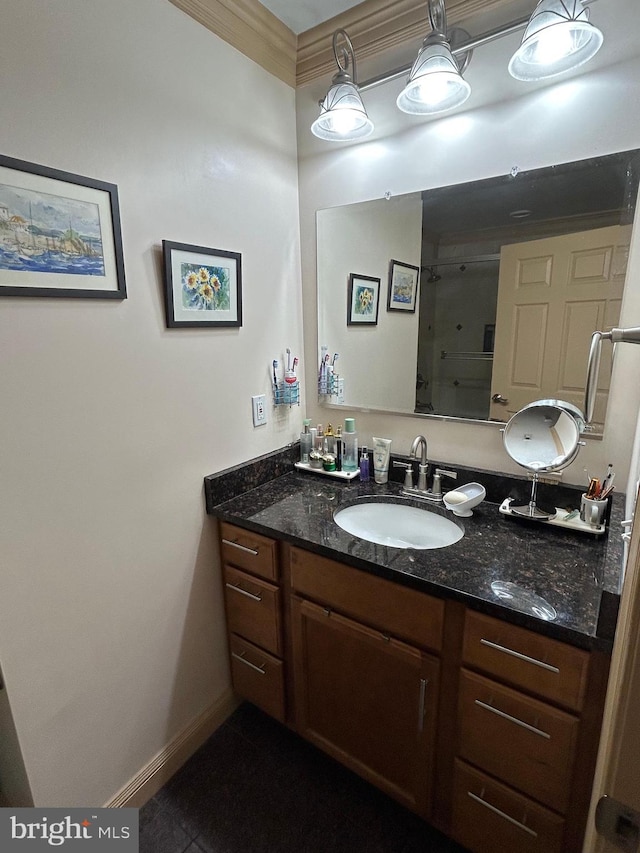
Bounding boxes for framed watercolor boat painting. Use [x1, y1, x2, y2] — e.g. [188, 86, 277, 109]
[0, 154, 126, 299]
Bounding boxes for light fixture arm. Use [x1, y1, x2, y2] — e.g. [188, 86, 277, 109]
[332, 29, 358, 85]
[428, 0, 447, 35]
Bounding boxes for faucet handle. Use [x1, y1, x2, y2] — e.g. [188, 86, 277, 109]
[431, 468, 457, 497]
[435, 468, 457, 481]
[393, 461, 414, 489]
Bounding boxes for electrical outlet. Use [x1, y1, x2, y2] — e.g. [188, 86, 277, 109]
[252, 394, 267, 427]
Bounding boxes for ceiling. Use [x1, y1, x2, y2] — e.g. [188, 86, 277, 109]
[256, 0, 364, 35]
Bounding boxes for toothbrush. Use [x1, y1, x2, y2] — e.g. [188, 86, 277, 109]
[600, 464, 613, 496]
[286, 347, 291, 372]
[319, 346, 328, 378]
[272, 359, 278, 388]
[600, 474, 616, 499]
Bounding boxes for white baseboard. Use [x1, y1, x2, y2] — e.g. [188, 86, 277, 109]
[105, 690, 239, 808]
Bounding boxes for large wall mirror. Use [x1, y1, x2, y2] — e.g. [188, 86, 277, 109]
[317, 150, 640, 433]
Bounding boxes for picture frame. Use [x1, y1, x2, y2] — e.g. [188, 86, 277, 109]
[0, 154, 126, 299]
[162, 240, 242, 329]
[347, 273, 380, 326]
[387, 259, 420, 312]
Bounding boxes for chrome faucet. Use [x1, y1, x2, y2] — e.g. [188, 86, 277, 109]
[403, 435, 457, 502]
[409, 435, 429, 492]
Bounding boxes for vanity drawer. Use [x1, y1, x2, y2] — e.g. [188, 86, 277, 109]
[452, 760, 565, 853]
[223, 565, 282, 656]
[289, 546, 443, 652]
[229, 634, 285, 723]
[462, 610, 590, 712]
[220, 522, 278, 581]
[457, 669, 579, 812]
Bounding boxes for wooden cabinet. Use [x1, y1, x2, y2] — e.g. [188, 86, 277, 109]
[451, 609, 608, 853]
[217, 527, 608, 853]
[288, 546, 444, 652]
[457, 669, 579, 812]
[452, 760, 566, 853]
[462, 610, 590, 712]
[220, 523, 285, 722]
[291, 595, 439, 817]
[220, 521, 278, 581]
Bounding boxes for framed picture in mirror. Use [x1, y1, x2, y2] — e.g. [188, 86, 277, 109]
[347, 273, 380, 325]
[387, 259, 419, 312]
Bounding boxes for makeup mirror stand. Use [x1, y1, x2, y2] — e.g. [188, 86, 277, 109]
[498, 399, 602, 533]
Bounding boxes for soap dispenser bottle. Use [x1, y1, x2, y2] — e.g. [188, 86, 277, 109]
[342, 418, 358, 472]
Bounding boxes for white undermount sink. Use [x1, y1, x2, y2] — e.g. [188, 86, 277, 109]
[333, 500, 464, 550]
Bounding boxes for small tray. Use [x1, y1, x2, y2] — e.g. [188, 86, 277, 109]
[295, 462, 360, 481]
[499, 498, 605, 535]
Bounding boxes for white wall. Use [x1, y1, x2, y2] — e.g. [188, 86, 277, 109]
[0, 0, 303, 806]
[298, 2, 640, 486]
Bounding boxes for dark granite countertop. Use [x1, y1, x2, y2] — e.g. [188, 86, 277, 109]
[206, 451, 624, 653]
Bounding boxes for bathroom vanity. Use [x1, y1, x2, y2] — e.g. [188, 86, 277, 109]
[206, 459, 622, 853]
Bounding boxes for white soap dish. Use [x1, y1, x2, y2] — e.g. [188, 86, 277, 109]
[443, 482, 486, 517]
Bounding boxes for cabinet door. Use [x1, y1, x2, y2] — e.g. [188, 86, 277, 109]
[291, 596, 439, 817]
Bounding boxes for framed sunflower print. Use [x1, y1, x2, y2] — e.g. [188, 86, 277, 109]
[162, 240, 242, 328]
[347, 273, 380, 326]
[387, 259, 419, 313]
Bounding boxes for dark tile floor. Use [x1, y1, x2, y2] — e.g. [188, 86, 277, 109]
[140, 702, 470, 853]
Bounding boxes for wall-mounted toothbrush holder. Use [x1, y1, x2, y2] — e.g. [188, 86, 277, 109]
[318, 374, 344, 402]
[273, 379, 300, 406]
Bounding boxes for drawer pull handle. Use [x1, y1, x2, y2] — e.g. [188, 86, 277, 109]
[222, 538, 259, 556]
[474, 699, 551, 739]
[468, 792, 538, 838]
[231, 651, 266, 675]
[480, 638, 560, 673]
[418, 678, 429, 732]
[225, 582, 262, 602]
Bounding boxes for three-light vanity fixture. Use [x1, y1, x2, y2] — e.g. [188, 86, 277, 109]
[311, 0, 604, 141]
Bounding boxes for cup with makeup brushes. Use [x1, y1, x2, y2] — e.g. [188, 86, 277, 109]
[580, 473, 613, 527]
[580, 494, 608, 527]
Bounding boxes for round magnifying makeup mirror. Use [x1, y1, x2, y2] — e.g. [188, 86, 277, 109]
[503, 400, 585, 519]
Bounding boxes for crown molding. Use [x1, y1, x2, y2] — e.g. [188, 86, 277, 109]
[170, 0, 526, 90]
[296, 0, 523, 86]
[169, 0, 298, 87]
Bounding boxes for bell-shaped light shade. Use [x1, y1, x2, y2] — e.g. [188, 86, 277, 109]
[397, 39, 471, 115]
[508, 0, 603, 81]
[311, 81, 374, 141]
